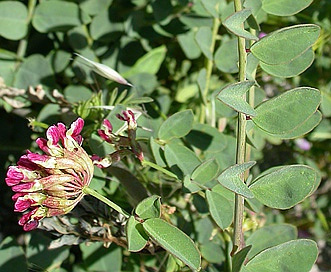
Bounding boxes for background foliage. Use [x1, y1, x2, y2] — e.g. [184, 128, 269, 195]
[0, 0, 331, 271]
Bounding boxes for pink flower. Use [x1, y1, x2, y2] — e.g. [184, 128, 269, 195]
[5, 118, 94, 231]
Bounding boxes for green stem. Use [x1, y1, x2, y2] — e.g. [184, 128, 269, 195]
[83, 186, 130, 218]
[16, 0, 36, 66]
[233, 0, 248, 254]
[199, 13, 220, 124]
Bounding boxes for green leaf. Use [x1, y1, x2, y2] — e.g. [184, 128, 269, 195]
[218, 162, 256, 198]
[261, 0, 313, 16]
[191, 159, 220, 185]
[250, 165, 320, 209]
[195, 27, 213, 60]
[201, 0, 221, 18]
[124, 45, 167, 77]
[126, 216, 149, 252]
[135, 195, 161, 220]
[158, 110, 194, 142]
[33, 1, 90, 33]
[26, 232, 69, 270]
[80, 242, 122, 271]
[232, 245, 252, 272]
[259, 48, 315, 78]
[246, 224, 297, 260]
[143, 218, 201, 271]
[164, 143, 201, 178]
[253, 87, 321, 135]
[0, 1, 28, 40]
[175, 84, 199, 103]
[14, 54, 56, 91]
[223, 9, 258, 40]
[217, 81, 256, 116]
[185, 123, 228, 154]
[90, 9, 124, 41]
[321, 91, 331, 117]
[79, 0, 113, 16]
[250, 24, 320, 65]
[243, 239, 318, 272]
[206, 185, 234, 229]
[214, 38, 238, 73]
[0, 237, 28, 271]
[263, 110, 322, 139]
[178, 30, 202, 59]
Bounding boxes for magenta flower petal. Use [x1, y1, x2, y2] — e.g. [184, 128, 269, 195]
[5, 118, 94, 231]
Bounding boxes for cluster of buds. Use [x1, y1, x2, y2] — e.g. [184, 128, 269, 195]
[5, 118, 94, 231]
[93, 110, 144, 167]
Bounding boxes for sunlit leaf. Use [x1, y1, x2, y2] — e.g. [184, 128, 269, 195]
[250, 165, 320, 209]
[143, 218, 201, 271]
[250, 24, 320, 65]
[217, 81, 256, 116]
[223, 9, 258, 40]
[218, 161, 256, 198]
[261, 0, 313, 16]
[243, 240, 318, 272]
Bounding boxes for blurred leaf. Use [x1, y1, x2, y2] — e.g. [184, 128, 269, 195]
[201, 0, 221, 18]
[80, 242, 122, 271]
[186, 123, 228, 153]
[0, 1, 28, 40]
[64, 85, 93, 103]
[243, 240, 318, 272]
[232, 245, 252, 272]
[48, 50, 72, 73]
[164, 142, 201, 178]
[260, 48, 315, 78]
[250, 24, 320, 65]
[90, 9, 124, 41]
[175, 84, 199, 103]
[246, 224, 297, 260]
[217, 81, 256, 116]
[158, 110, 194, 142]
[79, 0, 113, 16]
[250, 165, 320, 209]
[179, 14, 213, 28]
[206, 184, 234, 229]
[215, 39, 239, 73]
[0, 237, 28, 271]
[253, 87, 321, 136]
[0, 49, 16, 85]
[33, 1, 90, 33]
[178, 30, 202, 59]
[195, 27, 213, 60]
[191, 159, 220, 185]
[135, 195, 161, 220]
[126, 216, 149, 252]
[218, 161, 256, 198]
[124, 45, 167, 77]
[321, 90, 331, 117]
[223, 9, 258, 40]
[143, 218, 201, 271]
[15, 54, 56, 91]
[26, 232, 69, 271]
[244, 0, 267, 24]
[261, 0, 313, 16]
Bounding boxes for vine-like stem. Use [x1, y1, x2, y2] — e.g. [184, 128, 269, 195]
[83, 186, 130, 218]
[233, 0, 248, 254]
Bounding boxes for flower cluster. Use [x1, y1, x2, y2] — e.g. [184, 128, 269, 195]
[94, 110, 144, 167]
[5, 118, 94, 231]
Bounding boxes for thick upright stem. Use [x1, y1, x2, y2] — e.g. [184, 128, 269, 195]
[233, 0, 248, 254]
